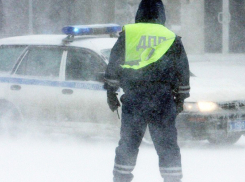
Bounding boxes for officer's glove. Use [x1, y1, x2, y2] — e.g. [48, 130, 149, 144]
[174, 98, 184, 115]
[107, 91, 120, 112]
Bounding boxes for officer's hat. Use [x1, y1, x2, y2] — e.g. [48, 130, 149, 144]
[135, 0, 166, 25]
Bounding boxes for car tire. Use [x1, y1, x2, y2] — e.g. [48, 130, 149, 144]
[0, 100, 23, 135]
[208, 131, 242, 145]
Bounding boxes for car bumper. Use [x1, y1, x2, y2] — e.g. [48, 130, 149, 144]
[176, 110, 245, 140]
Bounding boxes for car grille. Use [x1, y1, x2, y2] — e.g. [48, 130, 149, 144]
[219, 101, 245, 111]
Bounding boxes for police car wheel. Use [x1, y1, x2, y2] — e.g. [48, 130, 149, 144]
[207, 131, 242, 145]
[0, 100, 22, 135]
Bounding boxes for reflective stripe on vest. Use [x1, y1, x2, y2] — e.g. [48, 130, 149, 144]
[122, 23, 176, 70]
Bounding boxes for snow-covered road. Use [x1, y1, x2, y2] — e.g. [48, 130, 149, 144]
[0, 133, 244, 182]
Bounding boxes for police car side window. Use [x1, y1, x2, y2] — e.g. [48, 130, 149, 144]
[66, 49, 105, 81]
[15, 47, 63, 78]
[0, 45, 27, 73]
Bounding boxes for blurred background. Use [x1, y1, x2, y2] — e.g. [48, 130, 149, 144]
[0, 0, 245, 55]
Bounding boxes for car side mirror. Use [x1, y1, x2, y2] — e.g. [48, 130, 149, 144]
[96, 72, 105, 82]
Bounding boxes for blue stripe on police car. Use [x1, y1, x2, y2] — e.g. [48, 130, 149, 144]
[0, 77, 105, 91]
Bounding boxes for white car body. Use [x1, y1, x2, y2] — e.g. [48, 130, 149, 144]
[188, 59, 245, 102]
[0, 34, 121, 136]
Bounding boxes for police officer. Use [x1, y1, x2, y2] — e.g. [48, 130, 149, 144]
[104, 0, 190, 181]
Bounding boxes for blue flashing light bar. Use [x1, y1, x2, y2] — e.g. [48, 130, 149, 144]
[62, 24, 122, 36]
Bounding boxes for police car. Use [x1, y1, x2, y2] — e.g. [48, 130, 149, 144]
[0, 24, 121, 137]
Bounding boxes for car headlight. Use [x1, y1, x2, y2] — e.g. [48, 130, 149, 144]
[184, 103, 199, 112]
[184, 102, 219, 112]
[197, 102, 219, 112]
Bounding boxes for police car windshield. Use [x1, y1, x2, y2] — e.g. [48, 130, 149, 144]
[101, 49, 111, 60]
[0, 45, 27, 73]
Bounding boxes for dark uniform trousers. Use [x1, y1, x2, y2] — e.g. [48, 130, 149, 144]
[113, 84, 182, 182]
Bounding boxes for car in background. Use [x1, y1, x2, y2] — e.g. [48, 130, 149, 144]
[0, 24, 121, 137]
[176, 58, 245, 145]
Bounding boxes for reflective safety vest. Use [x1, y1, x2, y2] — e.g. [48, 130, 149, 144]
[122, 23, 176, 70]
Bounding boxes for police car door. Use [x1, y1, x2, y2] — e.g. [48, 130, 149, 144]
[57, 48, 118, 126]
[9, 46, 64, 122]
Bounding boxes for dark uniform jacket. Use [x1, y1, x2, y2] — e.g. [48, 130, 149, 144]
[105, 1, 190, 102]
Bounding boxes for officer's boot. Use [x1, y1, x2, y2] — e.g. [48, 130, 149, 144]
[113, 173, 133, 182]
[164, 177, 182, 182]
[113, 176, 133, 182]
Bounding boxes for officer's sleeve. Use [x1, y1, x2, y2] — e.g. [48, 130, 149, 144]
[174, 36, 190, 101]
[104, 31, 125, 93]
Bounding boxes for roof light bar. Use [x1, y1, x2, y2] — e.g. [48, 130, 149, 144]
[62, 24, 122, 36]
